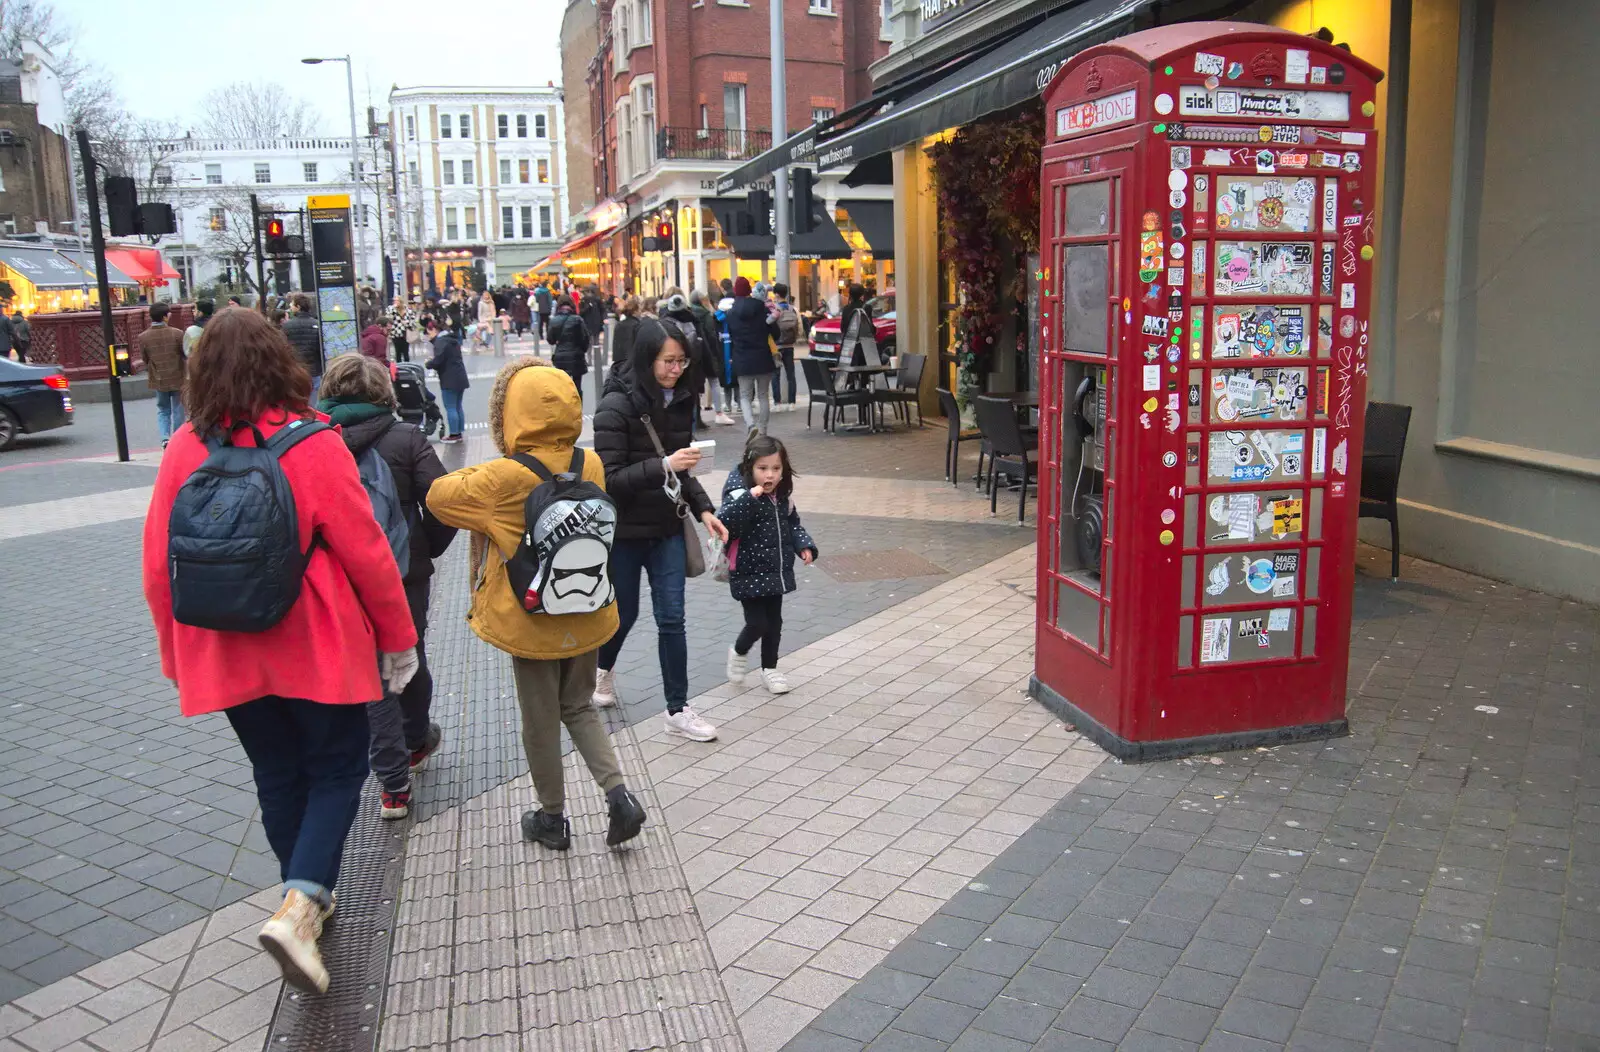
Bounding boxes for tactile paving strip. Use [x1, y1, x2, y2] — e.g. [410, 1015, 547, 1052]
[263, 785, 407, 1051]
[820, 547, 948, 582]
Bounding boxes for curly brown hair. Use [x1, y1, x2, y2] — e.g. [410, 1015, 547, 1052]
[320, 354, 397, 410]
[183, 306, 312, 437]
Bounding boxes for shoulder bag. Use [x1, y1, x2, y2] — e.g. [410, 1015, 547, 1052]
[640, 414, 707, 577]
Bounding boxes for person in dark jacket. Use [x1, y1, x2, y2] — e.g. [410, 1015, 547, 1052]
[10, 310, 28, 362]
[532, 283, 552, 343]
[718, 435, 816, 696]
[423, 316, 469, 442]
[838, 283, 872, 366]
[317, 355, 456, 818]
[281, 293, 324, 395]
[591, 320, 728, 743]
[579, 286, 607, 341]
[724, 276, 776, 437]
[690, 290, 733, 425]
[545, 295, 591, 393]
[606, 295, 644, 385]
[359, 321, 389, 362]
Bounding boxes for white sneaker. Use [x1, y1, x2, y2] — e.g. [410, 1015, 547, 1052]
[664, 707, 718, 742]
[715, 413, 736, 426]
[592, 668, 618, 708]
[726, 646, 749, 684]
[761, 668, 792, 694]
[258, 889, 329, 993]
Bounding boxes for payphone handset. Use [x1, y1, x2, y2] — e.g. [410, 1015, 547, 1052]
[1070, 365, 1108, 572]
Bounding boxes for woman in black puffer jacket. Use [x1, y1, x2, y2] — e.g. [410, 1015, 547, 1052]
[591, 320, 728, 744]
[544, 295, 590, 391]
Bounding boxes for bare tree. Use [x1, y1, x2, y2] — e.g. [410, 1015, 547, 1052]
[202, 188, 283, 294]
[199, 82, 322, 141]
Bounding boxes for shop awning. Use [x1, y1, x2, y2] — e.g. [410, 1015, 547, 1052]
[103, 248, 181, 285]
[815, 0, 1151, 171]
[706, 197, 853, 260]
[715, 126, 825, 195]
[56, 247, 139, 288]
[0, 243, 99, 289]
[556, 226, 613, 258]
[839, 199, 896, 259]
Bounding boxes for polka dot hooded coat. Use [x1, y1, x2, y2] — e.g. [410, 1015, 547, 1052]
[717, 468, 819, 601]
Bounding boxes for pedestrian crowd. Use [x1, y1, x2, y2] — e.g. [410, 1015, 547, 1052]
[137, 276, 825, 996]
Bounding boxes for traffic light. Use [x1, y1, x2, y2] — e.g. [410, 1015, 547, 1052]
[137, 202, 176, 236]
[656, 220, 673, 244]
[264, 218, 288, 256]
[273, 260, 291, 295]
[744, 188, 771, 236]
[791, 168, 816, 234]
[104, 177, 138, 236]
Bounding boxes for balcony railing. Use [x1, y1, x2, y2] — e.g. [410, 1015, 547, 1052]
[656, 127, 773, 162]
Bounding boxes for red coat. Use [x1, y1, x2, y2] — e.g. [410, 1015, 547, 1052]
[359, 325, 389, 361]
[142, 411, 419, 717]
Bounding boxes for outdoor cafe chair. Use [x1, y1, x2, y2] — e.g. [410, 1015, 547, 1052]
[975, 394, 1039, 523]
[1359, 401, 1413, 581]
[801, 356, 872, 434]
[876, 352, 926, 428]
[938, 387, 987, 489]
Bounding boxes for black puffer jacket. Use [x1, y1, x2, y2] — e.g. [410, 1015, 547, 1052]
[425, 331, 469, 391]
[334, 411, 458, 585]
[688, 303, 724, 385]
[546, 306, 590, 375]
[282, 312, 324, 377]
[593, 337, 714, 541]
[717, 469, 818, 601]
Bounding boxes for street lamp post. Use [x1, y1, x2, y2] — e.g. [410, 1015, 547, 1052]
[301, 56, 366, 286]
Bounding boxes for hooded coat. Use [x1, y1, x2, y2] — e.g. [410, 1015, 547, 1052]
[426, 359, 620, 659]
[359, 324, 389, 361]
[546, 302, 590, 375]
[717, 468, 818, 601]
[724, 292, 776, 378]
[592, 328, 714, 541]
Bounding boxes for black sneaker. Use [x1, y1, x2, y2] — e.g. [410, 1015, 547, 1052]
[605, 787, 646, 848]
[520, 809, 571, 851]
[408, 723, 443, 770]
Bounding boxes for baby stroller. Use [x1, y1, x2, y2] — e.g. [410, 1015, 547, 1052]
[394, 361, 444, 438]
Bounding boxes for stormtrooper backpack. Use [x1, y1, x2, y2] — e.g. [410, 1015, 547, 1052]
[503, 449, 617, 615]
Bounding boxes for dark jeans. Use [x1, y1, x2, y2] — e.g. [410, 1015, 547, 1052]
[736, 594, 783, 669]
[399, 578, 434, 747]
[597, 533, 688, 713]
[561, 366, 585, 396]
[225, 697, 369, 895]
[367, 578, 434, 791]
[392, 336, 409, 363]
[771, 346, 796, 404]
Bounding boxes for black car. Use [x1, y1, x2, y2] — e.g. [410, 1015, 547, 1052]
[0, 357, 73, 451]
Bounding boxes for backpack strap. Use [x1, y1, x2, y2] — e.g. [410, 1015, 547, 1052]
[264, 418, 332, 455]
[507, 447, 585, 481]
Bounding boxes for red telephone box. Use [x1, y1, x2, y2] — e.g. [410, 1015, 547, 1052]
[1030, 24, 1383, 760]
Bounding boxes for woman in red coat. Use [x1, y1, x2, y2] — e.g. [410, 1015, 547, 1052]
[141, 307, 418, 995]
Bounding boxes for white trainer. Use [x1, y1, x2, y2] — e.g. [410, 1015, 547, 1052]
[761, 668, 792, 694]
[258, 889, 329, 993]
[726, 646, 749, 684]
[715, 413, 736, 426]
[592, 668, 618, 708]
[664, 707, 718, 742]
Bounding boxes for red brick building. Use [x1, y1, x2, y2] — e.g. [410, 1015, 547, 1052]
[566, 0, 895, 306]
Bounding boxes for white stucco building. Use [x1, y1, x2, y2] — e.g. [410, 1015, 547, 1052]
[144, 135, 388, 297]
[388, 85, 565, 292]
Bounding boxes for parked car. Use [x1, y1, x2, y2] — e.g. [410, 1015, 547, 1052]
[808, 290, 896, 364]
[0, 358, 73, 451]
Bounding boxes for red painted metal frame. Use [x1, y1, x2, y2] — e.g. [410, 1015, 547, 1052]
[1034, 23, 1383, 756]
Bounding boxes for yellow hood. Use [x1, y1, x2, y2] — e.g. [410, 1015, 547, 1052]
[489, 357, 582, 457]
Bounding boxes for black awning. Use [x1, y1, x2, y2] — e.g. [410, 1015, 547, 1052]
[57, 247, 138, 288]
[839, 199, 895, 259]
[706, 197, 853, 260]
[815, 0, 1151, 171]
[0, 244, 96, 289]
[715, 126, 824, 195]
[842, 153, 894, 187]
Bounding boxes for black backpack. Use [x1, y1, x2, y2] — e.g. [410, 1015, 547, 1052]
[168, 418, 332, 633]
[504, 448, 618, 615]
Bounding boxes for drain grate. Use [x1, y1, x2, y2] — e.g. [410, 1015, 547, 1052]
[822, 547, 947, 582]
[264, 784, 406, 1052]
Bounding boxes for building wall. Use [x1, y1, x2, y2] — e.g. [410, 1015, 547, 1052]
[561, 0, 600, 219]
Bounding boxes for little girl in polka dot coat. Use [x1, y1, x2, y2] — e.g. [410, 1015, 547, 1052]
[718, 435, 818, 695]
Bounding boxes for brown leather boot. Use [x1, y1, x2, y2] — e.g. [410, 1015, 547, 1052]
[258, 889, 329, 993]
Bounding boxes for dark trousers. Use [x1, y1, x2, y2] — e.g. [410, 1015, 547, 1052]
[11, 343, 25, 363]
[225, 697, 369, 894]
[392, 336, 409, 363]
[398, 578, 433, 747]
[561, 366, 585, 396]
[735, 594, 784, 669]
[771, 346, 796, 404]
[597, 533, 688, 713]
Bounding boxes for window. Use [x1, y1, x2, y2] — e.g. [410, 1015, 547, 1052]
[533, 113, 546, 138]
[155, 168, 173, 186]
[723, 83, 747, 131]
[205, 163, 222, 185]
[809, 0, 833, 12]
[880, 0, 892, 32]
[638, 81, 656, 167]
[635, 0, 653, 43]
[405, 114, 415, 141]
[408, 161, 420, 187]
[539, 205, 552, 239]
[502, 205, 514, 239]
[521, 205, 534, 239]
[458, 114, 471, 138]
[700, 104, 709, 129]
[303, 162, 318, 182]
[445, 207, 458, 240]
[440, 113, 452, 138]
[254, 163, 271, 184]
[812, 106, 835, 123]
[442, 159, 455, 185]
[464, 207, 478, 240]
[500, 158, 512, 184]
[519, 114, 529, 138]
[614, 4, 630, 70]
[618, 97, 634, 178]
[537, 159, 550, 184]
[497, 114, 509, 138]
[208, 207, 226, 231]
[461, 159, 474, 185]
[519, 159, 530, 184]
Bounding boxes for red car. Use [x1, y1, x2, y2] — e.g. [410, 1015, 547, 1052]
[808, 290, 896, 364]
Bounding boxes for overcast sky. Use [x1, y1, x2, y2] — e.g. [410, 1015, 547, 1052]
[57, 0, 569, 131]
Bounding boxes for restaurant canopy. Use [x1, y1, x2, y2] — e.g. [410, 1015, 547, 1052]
[55, 247, 139, 288]
[103, 247, 181, 286]
[0, 243, 107, 289]
[815, 0, 1152, 171]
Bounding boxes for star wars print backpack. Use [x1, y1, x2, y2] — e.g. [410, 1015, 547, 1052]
[504, 449, 617, 615]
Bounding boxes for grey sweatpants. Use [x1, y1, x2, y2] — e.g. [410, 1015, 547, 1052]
[512, 651, 625, 813]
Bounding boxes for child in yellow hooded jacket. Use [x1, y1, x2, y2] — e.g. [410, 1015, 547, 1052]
[426, 359, 645, 851]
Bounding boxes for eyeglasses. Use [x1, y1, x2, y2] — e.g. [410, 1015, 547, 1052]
[658, 357, 690, 369]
